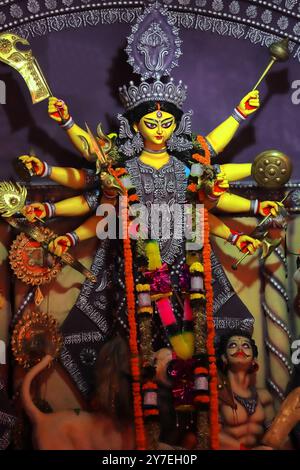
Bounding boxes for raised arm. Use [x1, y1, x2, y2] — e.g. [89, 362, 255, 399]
[48, 97, 95, 162]
[205, 91, 260, 155]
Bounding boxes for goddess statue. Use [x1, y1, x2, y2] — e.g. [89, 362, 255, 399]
[6, 3, 284, 450]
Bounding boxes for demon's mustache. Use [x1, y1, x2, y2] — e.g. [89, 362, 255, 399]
[230, 351, 251, 358]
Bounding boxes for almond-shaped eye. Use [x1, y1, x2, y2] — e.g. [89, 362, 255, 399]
[242, 343, 251, 349]
[162, 121, 174, 129]
[144, 121, 157, 129]
[228, 342, 237, 349]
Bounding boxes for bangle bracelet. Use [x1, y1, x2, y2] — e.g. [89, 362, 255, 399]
[227, 231, 242, 245]
[60, 116, 74, 131]
[207, 193, 219, 201]
[65, 231, 79, 247]
[232, 107, 247, 124]
[44, 202, 56, 218]
[250, 199, 260, 215]
[40, 162, 52, 178]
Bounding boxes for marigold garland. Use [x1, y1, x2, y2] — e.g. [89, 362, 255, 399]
[203, 206, 219, 450]
[113, 137, 219, 449]
[196, 135, 211, 165]
[121, 199, 146, 450]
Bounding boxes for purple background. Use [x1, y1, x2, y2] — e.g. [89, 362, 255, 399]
[0, 24, 299, 178]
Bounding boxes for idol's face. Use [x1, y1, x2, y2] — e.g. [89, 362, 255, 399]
[224, 336, 254, 368]
[134, 110, 176, 146]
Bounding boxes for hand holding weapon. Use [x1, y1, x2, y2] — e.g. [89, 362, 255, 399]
[231, 193, 290, 271]
[0, 181, 97, 282]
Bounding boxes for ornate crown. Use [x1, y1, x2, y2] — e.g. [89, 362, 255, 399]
[119, 2, 187, 112]
[119, 78, 187, 112]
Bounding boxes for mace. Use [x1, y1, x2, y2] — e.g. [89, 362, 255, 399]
[251, 37, 289, 91]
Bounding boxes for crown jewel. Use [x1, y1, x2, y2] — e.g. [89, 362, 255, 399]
[120, 2, 187, 112]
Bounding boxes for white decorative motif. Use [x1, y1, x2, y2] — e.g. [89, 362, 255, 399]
[195, 14, 245, 39]
[277, 15, 289, 30]
[175, 110, 193, 136]
[285, 0, 297, 10]
[294, 22, 300, 35]
[32, 19, 47, 35]
[126, 2, 182, 80]
[118, 114, 134, 139]
[27, 0, 40, 14]
[10, 3, 23, 18]
[246, 5, 258, 18]
[45, 0, 57, 10]
[1, 2, 299, 66]
[64, 331, 104, 345]
[178, 0, 191, 5]
[137, 23, 170, 75]
[261, 10, 272, 24]
[0, 12, 6, 25]
[229, 1, 240, 15]
[212, 0, 224, 12]
[60, 346, 89, 395]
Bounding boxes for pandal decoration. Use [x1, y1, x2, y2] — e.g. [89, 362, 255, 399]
[11, 311, 62, 368]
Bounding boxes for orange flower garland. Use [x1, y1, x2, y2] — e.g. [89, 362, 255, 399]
[120, 195, 147, 450]
[194, 134, 220, 449]
[203, 206, 219, 450]
[195, 135, 211, 165]
[197, 135, 219, 450]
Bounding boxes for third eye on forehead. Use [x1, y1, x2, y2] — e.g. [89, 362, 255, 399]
[144, 117, 174, 124]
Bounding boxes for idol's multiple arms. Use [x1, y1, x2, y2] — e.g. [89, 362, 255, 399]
[48, 97, 94, 162]
[208, 212, 261, 255]
[18, 155, 88, 189]
[205, 90, 259, 156]
[215, 192, 283, 217]
[47, 90, 259, 164]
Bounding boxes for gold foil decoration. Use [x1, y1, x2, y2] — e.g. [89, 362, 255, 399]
[0, 33, 51, 104]
[0, 181, 27, 217]
[34, 286, 44, 307]
[11, 311, 62, 368]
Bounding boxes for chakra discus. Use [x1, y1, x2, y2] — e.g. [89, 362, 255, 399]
[9, 230, 61, 286]
[11, 311, 62, 368]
